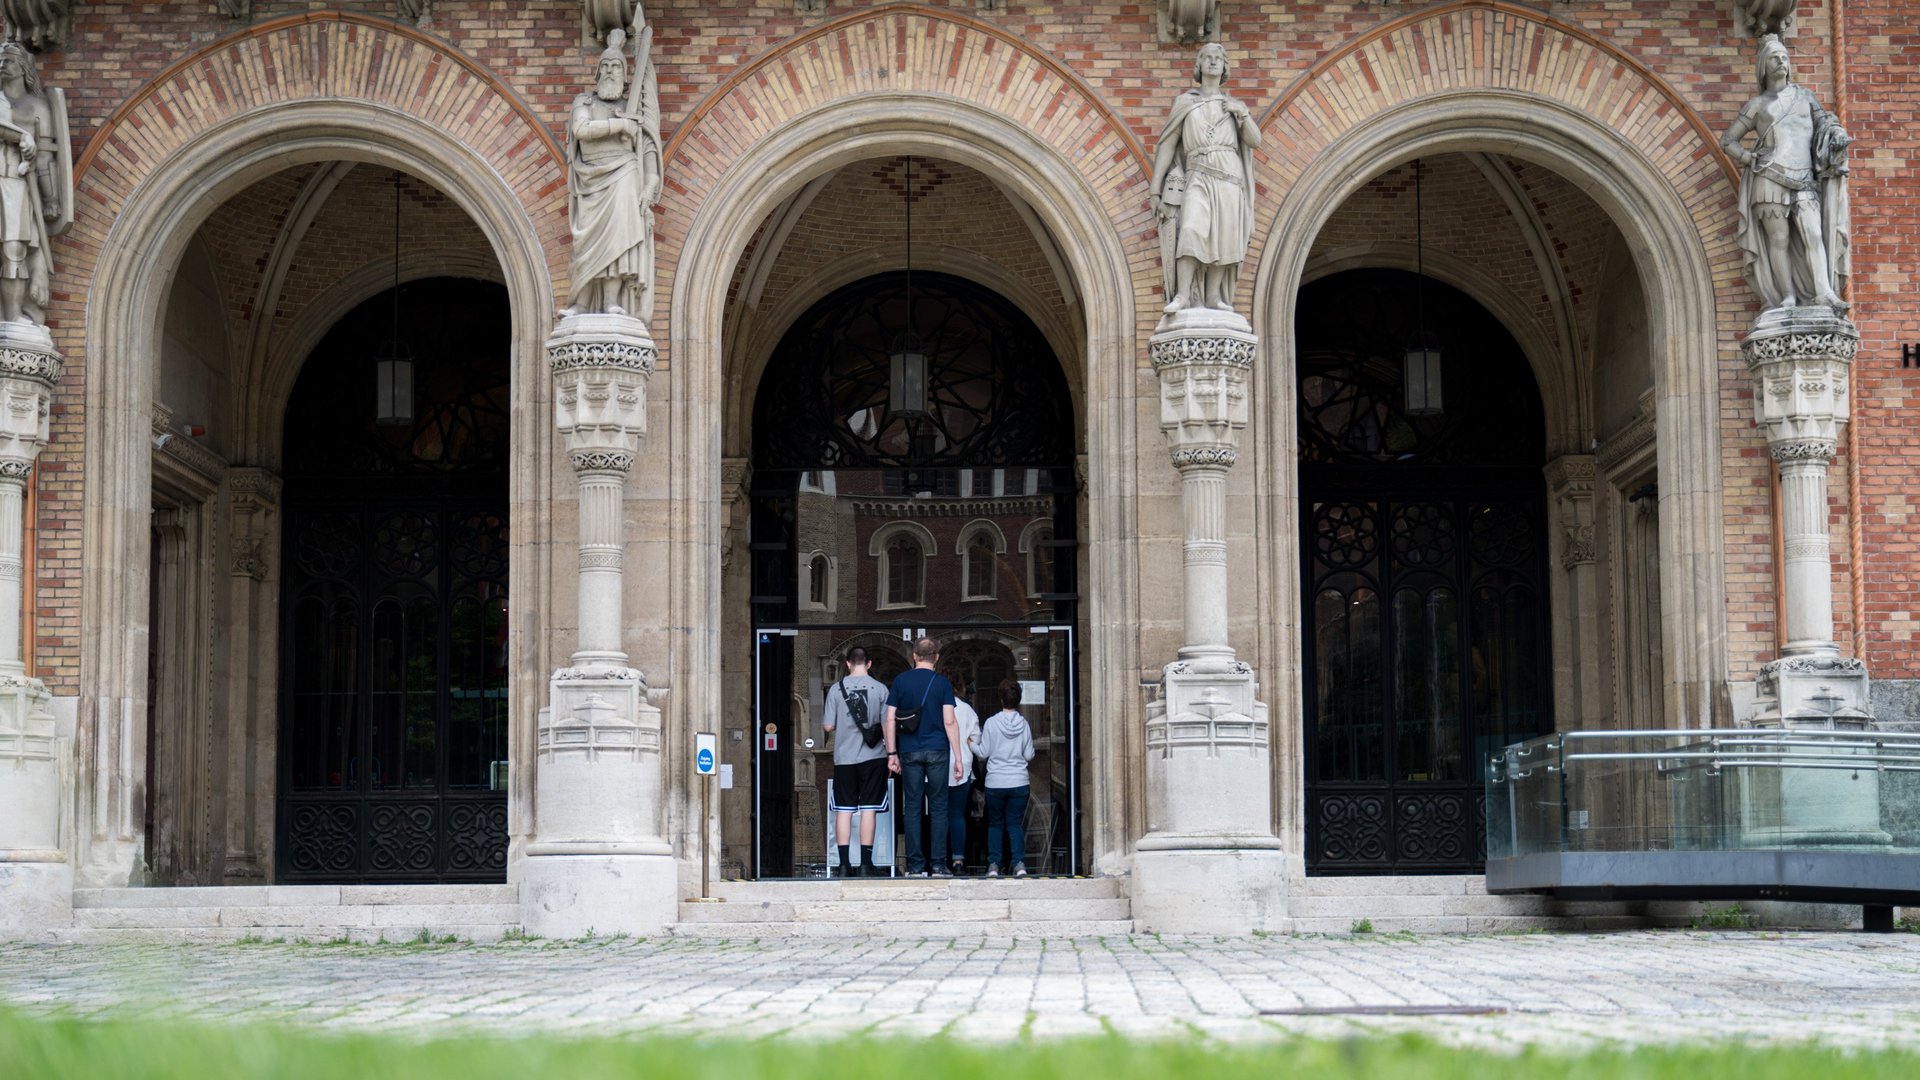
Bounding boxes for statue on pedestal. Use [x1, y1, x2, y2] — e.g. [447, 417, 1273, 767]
[1151, 43, 1258, 316]
[0, 42, 68, 328]
[1721, 34, 1850, 316]
[561, 25, 662, 320]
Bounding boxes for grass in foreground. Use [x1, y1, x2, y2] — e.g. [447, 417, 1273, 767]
[2, 1010, 1917, 1079]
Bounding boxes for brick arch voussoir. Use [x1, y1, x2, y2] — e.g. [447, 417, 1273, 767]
[659, 4, 1154, 288]
[1248, 1, 1738, 287]
[65, 12, 569, 311]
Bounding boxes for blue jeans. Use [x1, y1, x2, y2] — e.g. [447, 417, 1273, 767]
[947, 781, 971, 867]
[898, 749, 950, 873]
[985, 784, 1030, 870]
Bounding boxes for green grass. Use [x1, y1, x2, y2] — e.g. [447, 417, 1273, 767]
[4, 1011, 1918, 1080]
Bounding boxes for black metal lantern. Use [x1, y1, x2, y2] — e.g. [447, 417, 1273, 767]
[1403, 158, 1444, 417]
[375, 172, 415, 426]
[887, 156, 930, 418]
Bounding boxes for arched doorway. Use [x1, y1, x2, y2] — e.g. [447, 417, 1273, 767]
[1299, 268, 1551, 875]
[747, 271, 1080, 877]
[276, 278, 512, 883]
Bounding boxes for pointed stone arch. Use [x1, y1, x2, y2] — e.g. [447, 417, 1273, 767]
[62, 13, 566, 885]
[1247, 4, 1749, 852]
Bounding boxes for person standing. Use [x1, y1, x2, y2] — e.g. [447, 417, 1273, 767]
[940, 666, 982, 875]
[884, 638, 961, 877]
[976, 679, 1037, 878]
[821, 646, 890, 877]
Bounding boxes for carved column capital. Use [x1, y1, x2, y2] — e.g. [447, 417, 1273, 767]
[1, 1, 70, 52]
[550, 312, 655, 477]
[1151, 323, 1254, 474]
[1741, 315, 1857, 454]
[0, 326, 57, 482]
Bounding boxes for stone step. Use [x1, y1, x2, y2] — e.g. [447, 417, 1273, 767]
[679, 896, 1132, 924]
[1289, 913, 1663, 935]
[74, 884, 517, 909]
[48, 924, 520, 946]
[1285, 876, 1480, 898]
[707, 877, 1124, 902]
[72, 902, 523, 930]
[667, 919, 1136, 940]
[1288, 894, 1562, 919]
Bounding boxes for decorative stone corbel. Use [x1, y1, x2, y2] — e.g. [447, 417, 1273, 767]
[1159, 0, 1220, 45]
[1732, 0, 1796, 39]
[720, 457, 750, 573]
[226, 468, 281, 582]
[0, 1, 69, 51]
[582, 0, 639, 41]
[796, 0, 827, 14]
[397, 0, 427, 25]
[215, 1, 249, 19]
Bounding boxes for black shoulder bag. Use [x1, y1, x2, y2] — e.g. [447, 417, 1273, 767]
[892, 676, 935, 737]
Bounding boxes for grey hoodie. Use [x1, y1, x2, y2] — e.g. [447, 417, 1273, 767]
[974, 709, 1035, 789]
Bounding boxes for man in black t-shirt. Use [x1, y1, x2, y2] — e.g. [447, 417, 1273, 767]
[884, 637, 962, 877]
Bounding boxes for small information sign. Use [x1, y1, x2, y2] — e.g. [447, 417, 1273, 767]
[695, 731, 717, 775]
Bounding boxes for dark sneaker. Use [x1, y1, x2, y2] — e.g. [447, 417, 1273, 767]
[930, 864, 953, 878]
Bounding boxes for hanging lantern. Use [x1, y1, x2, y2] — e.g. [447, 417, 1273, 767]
[888, 331, 929, 417]
[1403, 157, 1444, 417]
[374, 171, 414, 426]
[1403, 338, 1444, 417]
[375, 338, 415, 425]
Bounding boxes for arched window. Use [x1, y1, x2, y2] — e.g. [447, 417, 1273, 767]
[885, 537, 923, 608]
[870, 521, 936, 610]
[965, 534, 996, 600]
[1019, 519, 1055, 600]
[803, 552, 834, 611]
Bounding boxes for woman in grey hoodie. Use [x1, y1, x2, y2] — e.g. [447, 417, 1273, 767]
[974, 679, 1037, 877]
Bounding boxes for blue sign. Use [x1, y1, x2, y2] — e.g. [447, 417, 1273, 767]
[697, 747, 715, 773]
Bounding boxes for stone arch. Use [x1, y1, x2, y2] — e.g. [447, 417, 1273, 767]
[1251, 4, 1743, 855]
[668, 76, 1145, 872]
[68, 14, 565, 884]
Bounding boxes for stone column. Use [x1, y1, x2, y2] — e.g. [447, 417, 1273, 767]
[1133, 312, 1283, 934]
[0, 324, 67, 939]
[520, 312, 677, 937]
[1545, 455, 1604, 728]
[1742, 315, 1871, 724]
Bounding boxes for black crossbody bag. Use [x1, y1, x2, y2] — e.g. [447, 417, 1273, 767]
[892, 676, 935, 737]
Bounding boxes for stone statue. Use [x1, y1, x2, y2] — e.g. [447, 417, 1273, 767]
[1160, 0, 1219, 45]
[1721, 34, 1850, 316]
[1151, 43, 1259, 316]
[0, 42, 69, 327]
[0, 1, 70, 53]
[561, 25, 662, 320]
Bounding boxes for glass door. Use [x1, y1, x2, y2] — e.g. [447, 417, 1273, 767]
[753, 622, 1078, 878]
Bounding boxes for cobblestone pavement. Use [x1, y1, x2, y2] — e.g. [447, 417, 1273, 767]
[4, 931, 1920, 1049]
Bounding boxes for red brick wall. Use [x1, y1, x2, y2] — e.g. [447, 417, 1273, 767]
[21, 2, 1920, 693]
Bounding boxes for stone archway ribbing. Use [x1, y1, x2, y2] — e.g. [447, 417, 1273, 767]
[1250, 3, 1750, 856]
[67, 15, 565, 886]
[666, 54, 1150, 873]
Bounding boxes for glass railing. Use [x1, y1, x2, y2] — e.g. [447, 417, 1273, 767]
[1488, 728, 1920, 860]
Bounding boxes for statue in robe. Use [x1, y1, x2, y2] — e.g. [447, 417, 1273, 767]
[1720, 34, 1851, 316]
[562, 25, 662, 320]
[1150, 43, 1259, 315]
[0, 42, 70, 327]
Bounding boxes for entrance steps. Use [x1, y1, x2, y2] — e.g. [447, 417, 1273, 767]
[1285, 875, 1696, 934]
[55, 884, 521, 944]
[670, 876, 1133, 938]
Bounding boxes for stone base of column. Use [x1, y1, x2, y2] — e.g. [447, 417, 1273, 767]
[1, 673, 68, 940]
[520, 853, 678, 938]
[522, 669, 677, 937]
[1133, 665, 1285, 933]
[1750, 655, 1872, 726]
[0, 861, 71, 940]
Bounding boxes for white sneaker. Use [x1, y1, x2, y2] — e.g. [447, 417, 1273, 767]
[985, 864, 1000, 878]
[1012, 863, 1028, 878]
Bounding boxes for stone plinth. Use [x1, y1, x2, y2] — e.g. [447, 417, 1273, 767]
[0, 323, 66, 939]
[523, 313, 675, 937]
[1134, 317, 1283, 933]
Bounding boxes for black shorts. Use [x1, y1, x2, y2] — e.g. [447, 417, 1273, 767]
[830, 758, 891, 813]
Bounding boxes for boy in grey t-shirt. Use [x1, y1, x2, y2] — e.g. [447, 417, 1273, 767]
[822, 646, 891, 877]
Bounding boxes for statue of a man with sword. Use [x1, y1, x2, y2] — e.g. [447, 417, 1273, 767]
[563, 21, 663, 321]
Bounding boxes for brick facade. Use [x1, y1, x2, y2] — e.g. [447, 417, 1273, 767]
[12, 0, 1919, 698]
